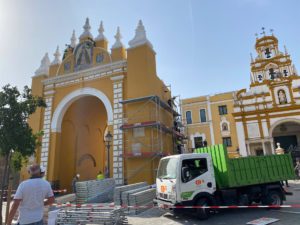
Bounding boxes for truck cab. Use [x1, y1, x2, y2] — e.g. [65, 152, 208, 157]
[156, 153, 216, 206]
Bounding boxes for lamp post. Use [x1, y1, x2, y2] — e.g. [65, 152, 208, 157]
[105, 131, 113, 178]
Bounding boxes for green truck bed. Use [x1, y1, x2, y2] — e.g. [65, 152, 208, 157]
[194, 145, 296, 189]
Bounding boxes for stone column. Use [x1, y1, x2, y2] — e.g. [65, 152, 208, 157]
[246, 142, 250, 156]
[40, 90, 55, 175]
[262, 140, 266, 155]
[270, 138, 275, 154]
[110, 75, 124, 185]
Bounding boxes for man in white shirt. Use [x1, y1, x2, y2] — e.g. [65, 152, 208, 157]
[6, 164, 55, 225]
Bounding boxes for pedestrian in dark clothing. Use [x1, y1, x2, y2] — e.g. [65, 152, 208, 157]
[72, 174, 80, 193]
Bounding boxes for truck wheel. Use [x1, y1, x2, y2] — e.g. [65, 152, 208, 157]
[262, 191, 283, 207]
[195, 198, 210, 220]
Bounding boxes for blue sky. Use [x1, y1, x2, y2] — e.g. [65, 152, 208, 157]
[0, 0, 299, 98]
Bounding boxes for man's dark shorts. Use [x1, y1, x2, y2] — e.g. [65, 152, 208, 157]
[18, 219, 43, 225]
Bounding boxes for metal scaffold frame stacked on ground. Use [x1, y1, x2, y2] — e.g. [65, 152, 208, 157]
[128, 188, 156, 215]
[76, 178, 115, 204]
[121, 186, 151, 213]
[114, 182, 147, 205]
[56, 205, 128, 225]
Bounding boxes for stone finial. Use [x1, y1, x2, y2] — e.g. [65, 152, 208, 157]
[111, 27, 124, 49]
[35, 53, 50, 76]
[293, 64, 298, 75]
[284, 45, 288, 55]
[51, 46, 61, 65]
[250, 53, 254, 63]
[80, 18, 93, 39]
[95, 21, 107, 41]
[70, 30, 77, 48]
[128, 20, 153, 49]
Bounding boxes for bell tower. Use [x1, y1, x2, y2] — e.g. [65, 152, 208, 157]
[250, 28, 298, 85]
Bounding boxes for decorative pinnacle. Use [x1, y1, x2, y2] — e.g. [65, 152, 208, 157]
[260, 27, 266, 36]
[250, 53, 254, 63]
[128, 20, 153, 49]
[80, 17, 93, 39]
[270, 28, 274, 36]
[51, 46, 61, 65]
[35, 53, 50, 76]
[70, 30, 77, 48]
[112, 27, 124, 49]
[95, 21, 107, 41]
[284, 45, 288, 55]
[293, 64, 298, 75]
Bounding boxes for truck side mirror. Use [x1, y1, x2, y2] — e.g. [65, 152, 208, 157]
[182, 167, 190, 182]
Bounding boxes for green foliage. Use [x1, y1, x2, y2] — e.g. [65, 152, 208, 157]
[0, 84, 46, 170]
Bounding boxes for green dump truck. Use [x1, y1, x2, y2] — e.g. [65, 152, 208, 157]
[155, 144, 295, 219]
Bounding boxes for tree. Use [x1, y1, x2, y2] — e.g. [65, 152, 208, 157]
[0, 85, 46, 224]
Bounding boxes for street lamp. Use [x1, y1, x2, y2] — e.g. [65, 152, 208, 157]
[105, 131, 113, 178]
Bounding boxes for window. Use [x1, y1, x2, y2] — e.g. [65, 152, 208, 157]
[257, 74, 263, 82]
[223, 137, 232, 147]
[181, 158, 208, 183]
[199, 109, 207, 122]
[194, 137, 203, 148]
[186, 111, 192, 124]
[269, 68, 275, 80]
[218, 105, 227, 115]
[157, 157, 178, 179]
[64, 62, 71, 71]
[264, 48, 272, 58]
[96, 53, 104, 63]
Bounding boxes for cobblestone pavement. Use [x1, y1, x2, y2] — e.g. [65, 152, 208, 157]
[127, 180, 300, 225]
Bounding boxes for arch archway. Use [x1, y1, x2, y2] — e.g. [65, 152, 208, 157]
[270, 119, 300, 163]
[56, 94, 110, 190]
[51, 87, 113, 133]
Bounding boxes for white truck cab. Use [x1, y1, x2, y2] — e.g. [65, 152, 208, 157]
[155, 153, 216, 206]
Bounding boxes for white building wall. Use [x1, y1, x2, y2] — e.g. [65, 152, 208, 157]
[236, 122, 247, 156]
[262, 120, 269, 137]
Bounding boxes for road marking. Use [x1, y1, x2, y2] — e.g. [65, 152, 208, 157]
[273, 210, 300, 214]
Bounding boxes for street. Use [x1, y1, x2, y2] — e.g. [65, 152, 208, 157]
[2, 181, 299, 225]
[127, 180, 300, 225]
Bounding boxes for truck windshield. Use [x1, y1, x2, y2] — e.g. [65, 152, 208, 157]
[157, 158, 178, 179]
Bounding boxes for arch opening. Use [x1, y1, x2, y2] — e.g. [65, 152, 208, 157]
[271, 120, 300, 163]
[51, 87, 113, 133]
[58, 96, 108, 191]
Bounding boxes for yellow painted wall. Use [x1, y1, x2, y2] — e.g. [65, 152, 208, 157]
[182, 92, 239, 157]
[57, 96, 107, 191]
[26, 30, 176, 187]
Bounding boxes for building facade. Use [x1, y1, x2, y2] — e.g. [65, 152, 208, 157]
[181, 92, 239, 158]
[24, 19, 180, 190]
[182, 32, 300, 160]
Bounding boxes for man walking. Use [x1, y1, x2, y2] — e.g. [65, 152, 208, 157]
[71, 174, 80, 193]
[6, 164, 54, 225]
